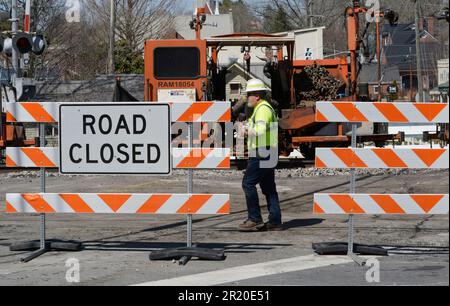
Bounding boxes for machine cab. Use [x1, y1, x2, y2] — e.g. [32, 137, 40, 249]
[144, 39, 207, 102]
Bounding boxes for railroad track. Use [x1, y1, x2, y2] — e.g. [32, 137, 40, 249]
[0, 158, 316, 174]
[0, 165, 22, 173]
[230, 158, 315, 170]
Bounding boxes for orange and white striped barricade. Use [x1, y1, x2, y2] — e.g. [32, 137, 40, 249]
[6, 101, 231, 123]
[6, 193, 230, 215]
[313, 101, 449, 265]
[315, 148, 449, 169]
[6, 147, 231, 169]
[5, 101, 231, 263]
[315, 101, 449, 123]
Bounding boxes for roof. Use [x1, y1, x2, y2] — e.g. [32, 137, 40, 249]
[358, 63, 401, 84]
[274, 26, 326, 37]
[174, 14, 234, 40]
[207, 33, 294, 47]
[227, 63, 271, 87]
[382, 23, 441, 72]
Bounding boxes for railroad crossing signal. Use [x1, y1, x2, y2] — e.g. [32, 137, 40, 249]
[0, 32, 47, 57]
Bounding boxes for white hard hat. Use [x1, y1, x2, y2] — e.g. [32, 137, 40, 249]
[245, 79, 271, 93]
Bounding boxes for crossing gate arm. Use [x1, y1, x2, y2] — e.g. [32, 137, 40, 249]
[315, 102, 449, 123]
[315, 148, 449, 169]
[6, 193, 231, 215]
[6, 147, 231, 169]
[6, 102, 231, 123]
[313, 194, 449, 215]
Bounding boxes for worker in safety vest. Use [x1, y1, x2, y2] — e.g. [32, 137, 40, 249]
[239, 79, 282, 232]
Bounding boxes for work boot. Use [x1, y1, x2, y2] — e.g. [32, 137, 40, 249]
[238, 219, 264, 232]
[263, 222, 284, 232]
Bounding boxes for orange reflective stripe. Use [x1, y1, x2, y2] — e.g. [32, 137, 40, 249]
[414, 103, 447, 122]
[177, 195, 213, 214]
[6, 201, 17, 213]
[330, 195, 365, 214]
[332, 148, 367, 168]
[177, 102, 213, 122]
[217, 201, 230, 214]
[22, 194, 55, 213]
[6, 112, 17, 122]
[315, 110, 328, 122]
[21, 103, 55, 122]
[217, 109, 231, 122]
[98, 194, 131, 212]
[176, 148, 212, 168]
[216, 157, 230, 169]
[315, 157, 326, 168]
[412, 149, 446, 167]
[411, 195, 445, 213]
[373, 103, 408, 122]
[59, 194, 94, 213]
[6, 155, 17, 167]
[333, 103, 368, 122]
[313, 202, 325, 214]
[371, 148, 407, 168]
[370, 195, 405, 214]
[21, 148, 56, 167]
[137, 194, 171, 213]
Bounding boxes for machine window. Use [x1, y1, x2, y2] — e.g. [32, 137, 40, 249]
[154, 47, 200, 79]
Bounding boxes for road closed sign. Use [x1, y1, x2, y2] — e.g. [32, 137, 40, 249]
[59, 103, 171, 175]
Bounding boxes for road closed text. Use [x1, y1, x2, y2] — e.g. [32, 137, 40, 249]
[68, 114, 161, 165]
[59, 104, 171, 175]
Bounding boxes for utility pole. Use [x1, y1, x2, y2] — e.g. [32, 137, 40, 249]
[376, 16, 382, 101]
[11, 0, 19, 83]
[109, 0, 116, 74]
[409, 47, 413, 101]
[414, 0, 424, 102]
[307, 0, 314, 28]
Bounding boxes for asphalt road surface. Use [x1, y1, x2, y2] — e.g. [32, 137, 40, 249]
[0, 169, 448, 286]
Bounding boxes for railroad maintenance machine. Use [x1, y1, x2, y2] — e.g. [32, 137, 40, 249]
[142, 1, 434, 160]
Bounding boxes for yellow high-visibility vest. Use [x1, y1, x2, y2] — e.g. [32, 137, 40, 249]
[248, 100, 278, 152]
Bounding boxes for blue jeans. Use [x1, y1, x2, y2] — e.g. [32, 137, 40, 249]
[242, 158, 282, 225]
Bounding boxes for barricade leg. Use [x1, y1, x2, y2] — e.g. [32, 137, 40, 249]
[346, 124, 366, 265]
[9, 123, 81, 262]
[312, 101, 449, 263]
[312, 124, 380, 265]
[149, 122, 226, 265]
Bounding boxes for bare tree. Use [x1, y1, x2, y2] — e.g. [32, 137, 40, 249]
[10, 0, 179, 80]
[253, 0, 348, 53]
[86, 0, 177, 53]
[254, 0, 448, 57]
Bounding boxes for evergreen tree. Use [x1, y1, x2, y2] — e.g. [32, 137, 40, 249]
[114, 40, 144, 74]
[220, 0, 259, 32]
[262, 5, 292, 33]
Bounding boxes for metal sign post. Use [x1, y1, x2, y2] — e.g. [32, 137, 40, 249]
[39, 123, 46, 250]
[179, 122, 195, 266]
[15, 123, 82, 262]
[347, 123, 366, 266]
[187, 122, 194, 248]
[20, 123, 47, 262]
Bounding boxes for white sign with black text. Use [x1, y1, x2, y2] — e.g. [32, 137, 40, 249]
[59, 103, 171, 175]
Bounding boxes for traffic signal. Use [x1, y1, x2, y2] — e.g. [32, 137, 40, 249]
[0, 32, 47, 57]
[13, 32, 33, 53]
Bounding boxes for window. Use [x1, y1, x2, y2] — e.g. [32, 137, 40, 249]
[154, 47, 200, 79]
[373, 85, 380, 94]
[230, 83, 241, 95]
[46, 125, 58, 137]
